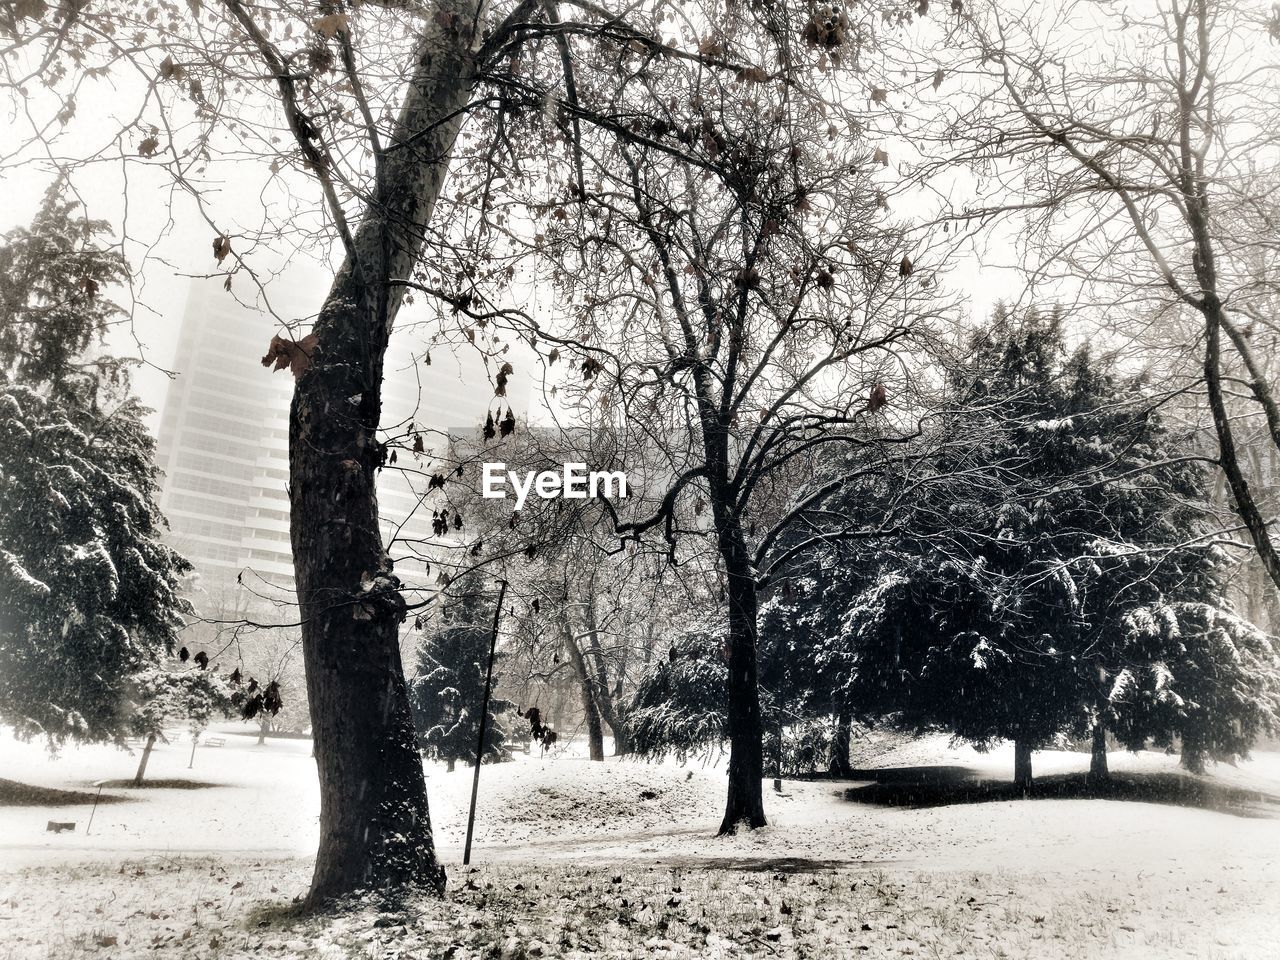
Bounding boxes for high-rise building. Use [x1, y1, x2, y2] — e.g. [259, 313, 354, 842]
[155, 274, 508, 614]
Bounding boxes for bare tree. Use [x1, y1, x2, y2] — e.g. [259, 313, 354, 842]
[480, 6, 954, 829]
[418, 423, 701, 760]
[938, 0, 1280, 591]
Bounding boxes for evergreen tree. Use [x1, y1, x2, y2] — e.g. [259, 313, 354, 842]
[780, 308, 1280, 784]
[126, 656, 235, 784]
[0, 188, 195, 746]
[410, 580, 511, 771]
[628, 627, 730, 763]
[1109, 601, 1280, 774]
[760, 573, 869, 778]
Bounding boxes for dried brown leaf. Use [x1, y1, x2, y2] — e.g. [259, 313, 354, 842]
[261, 333, 319, 379]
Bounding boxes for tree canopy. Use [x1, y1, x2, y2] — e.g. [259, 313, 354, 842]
[762, 307, 1280, 783]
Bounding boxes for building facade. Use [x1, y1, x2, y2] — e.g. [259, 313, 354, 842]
[155, 275, 506, 615]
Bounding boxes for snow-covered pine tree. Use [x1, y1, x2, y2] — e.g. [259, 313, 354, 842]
[126, 657, 235, 784]
[1110, 601, 1280, 774]
[410, 578, 512, 771]
[760, 569, 870, 779]
[0, 188, 195, 747]
[786, 307, 1275, 785]
[627, 627, 729, 763]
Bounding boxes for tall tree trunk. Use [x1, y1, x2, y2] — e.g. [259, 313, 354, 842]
[829, 709, 854, 778]
[563, 620, 605, 761]
[279, 0, 481, 905]
[718, 530, 766, 834]
[1202, 298, 1280, 592]
[625, 158, 767, 831]
[1013, 739, 1033, 790]
[616, 619, 655, 755]
[1088, 718, 1109, 784]
[584, 598, 630, 755]
[582, 692, 605, 761]
[133, 733, 157, 786]
[611, 719, 632, 756]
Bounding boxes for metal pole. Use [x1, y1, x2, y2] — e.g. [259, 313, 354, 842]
[188, 734, 198, 769]
[774, 697, 783, 793]
[463, 579, 507, 867]
[86, 781, 106, 836]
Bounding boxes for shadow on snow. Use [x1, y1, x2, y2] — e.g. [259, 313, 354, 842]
[838, 765, 1280, 819]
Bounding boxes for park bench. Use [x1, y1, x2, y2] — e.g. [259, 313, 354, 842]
[204, 737, 226, 747]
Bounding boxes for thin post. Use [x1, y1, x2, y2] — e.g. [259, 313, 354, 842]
[188, 734, 198, 769]
[774, 696, 783, 792]
[463, 578, 507, 867]
[86, 781, 106, 836]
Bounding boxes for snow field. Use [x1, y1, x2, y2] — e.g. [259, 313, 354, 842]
[1, 725, 1278, 957]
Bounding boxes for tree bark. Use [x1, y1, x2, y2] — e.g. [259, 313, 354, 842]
[1088, 719, 1109, 784]
[1013, 739, 1033, 790]
[584, 598, 630, 756]
[563, 622, 605, 761]
[282, 0, 481, 905]
[133, 733, 157, 786]
[611, 721, 632, 756]
[1201, 297, 1280, 593]
[718, 529, 767, 833]
[1171, 14, 1280, 594]
[829, 710, 855, 778]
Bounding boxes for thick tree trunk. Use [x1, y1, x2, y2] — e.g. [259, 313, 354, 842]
[611, 723, 632, 756]
[281, 0, 481, 905]
[718, 541, 766, 834]
[1088, 720, 1109, 784]
[829, 710, 854, 778]
[446, 758, 456, 773]
[582, 695, 605, 761]
[1013, 739, 1033, 790]
[133, 733, 157, 786]
[607, 698, 632, 757]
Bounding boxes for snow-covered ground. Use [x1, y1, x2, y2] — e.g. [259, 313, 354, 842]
[2, 724, 1278, 957]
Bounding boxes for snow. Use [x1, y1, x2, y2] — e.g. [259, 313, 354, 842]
[0, 728, 727, 867]
[1, 726, 1278, 957]
[0, 549, 50, 599]
[3, 725, 1279, 872]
